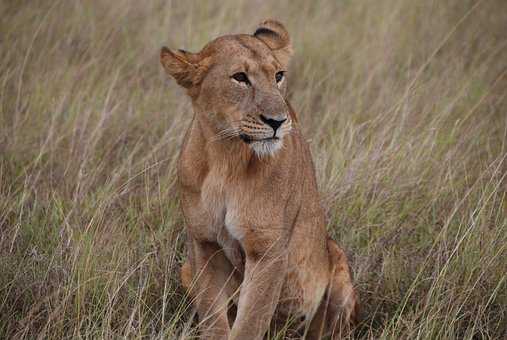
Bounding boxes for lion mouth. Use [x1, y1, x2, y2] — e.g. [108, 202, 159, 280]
[258, 137, 279, 142]
[239, 134, 279, 144]
[239, 134, 283, 156]
[239, 134, 253, 144]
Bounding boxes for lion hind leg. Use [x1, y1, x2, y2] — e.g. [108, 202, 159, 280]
[180, 260, 193, 292]
[325, 239, 359, 338]
[308, 239, 359, 339]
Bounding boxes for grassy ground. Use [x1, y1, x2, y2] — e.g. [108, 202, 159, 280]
[1, 0, 506, 339]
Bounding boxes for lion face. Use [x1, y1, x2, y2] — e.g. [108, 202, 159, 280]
[161, 20, 293, 157]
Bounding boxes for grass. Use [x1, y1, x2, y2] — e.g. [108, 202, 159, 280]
[1, 0, 506, 338]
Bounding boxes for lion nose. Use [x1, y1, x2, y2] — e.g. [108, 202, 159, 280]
[260, 114, 286, 133]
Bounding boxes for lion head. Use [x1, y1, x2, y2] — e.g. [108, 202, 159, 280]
[160, 20, 293, 156]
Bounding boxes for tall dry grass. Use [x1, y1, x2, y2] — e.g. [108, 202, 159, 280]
[1, 0, 506, 339]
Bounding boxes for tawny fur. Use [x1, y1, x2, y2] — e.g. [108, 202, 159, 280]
[161, 20, 359, 340]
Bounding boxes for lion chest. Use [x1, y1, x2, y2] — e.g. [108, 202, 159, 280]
[200, 171, 245, 242]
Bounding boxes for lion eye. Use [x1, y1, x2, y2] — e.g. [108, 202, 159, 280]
[231, 72, 250, 85]
[275, 71, 284, 83]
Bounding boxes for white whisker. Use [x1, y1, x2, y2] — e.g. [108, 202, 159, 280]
[210, 127, 242, 142]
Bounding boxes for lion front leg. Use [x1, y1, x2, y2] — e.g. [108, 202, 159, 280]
[229, 233, 288, 340]
[185, 237, 239, 340]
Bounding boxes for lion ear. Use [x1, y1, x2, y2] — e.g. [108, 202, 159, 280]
[160, 47, 205, 89]
[253, 20, 293, 67]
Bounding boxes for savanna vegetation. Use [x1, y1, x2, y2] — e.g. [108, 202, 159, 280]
[1, 0, 506, 338]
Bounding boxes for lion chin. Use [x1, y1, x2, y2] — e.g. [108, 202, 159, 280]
[250, 139, 283, 157]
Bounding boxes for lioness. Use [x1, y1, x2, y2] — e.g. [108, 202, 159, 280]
[160, 20, 358, 340]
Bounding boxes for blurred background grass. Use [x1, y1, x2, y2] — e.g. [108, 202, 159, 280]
[1, 0, 506, 338]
